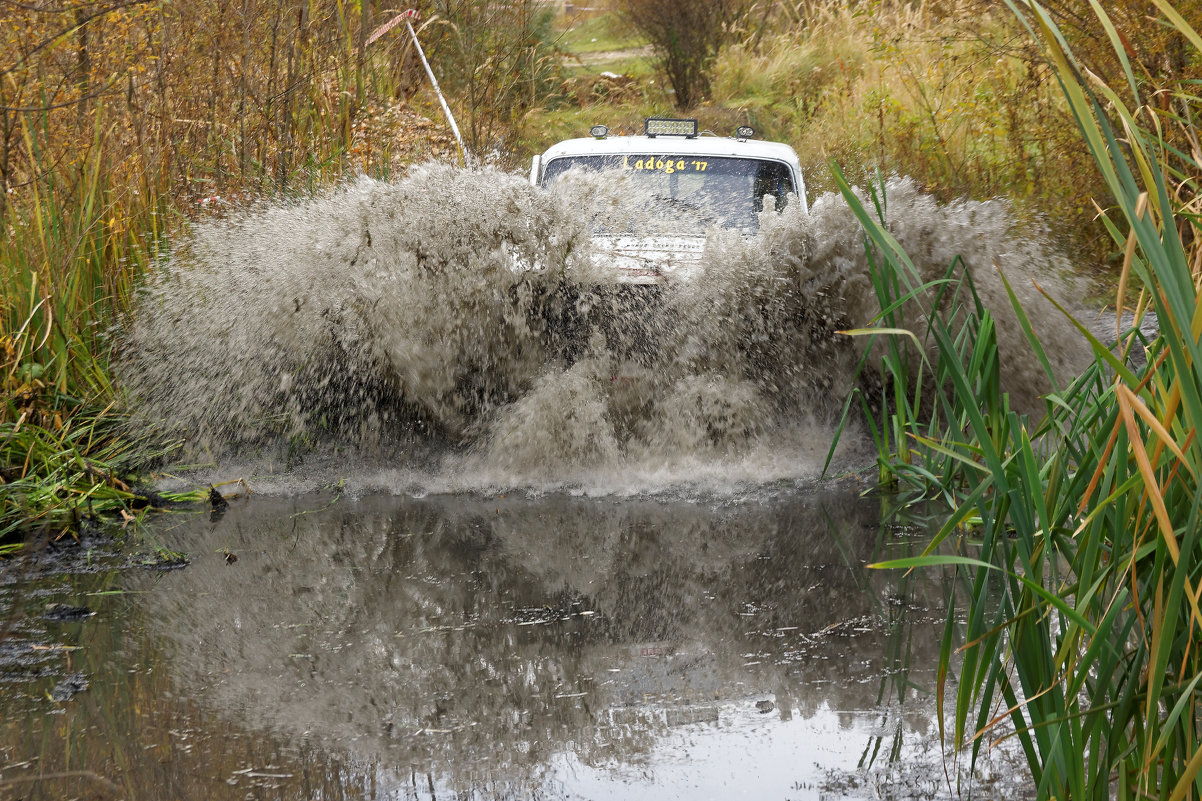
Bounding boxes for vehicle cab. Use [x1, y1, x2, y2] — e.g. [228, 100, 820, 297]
[531, 118, 807, 285]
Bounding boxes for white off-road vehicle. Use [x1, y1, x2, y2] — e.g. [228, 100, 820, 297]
[531, 118, 807, 286]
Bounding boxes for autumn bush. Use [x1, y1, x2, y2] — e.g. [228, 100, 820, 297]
[615, 0, 753, 110]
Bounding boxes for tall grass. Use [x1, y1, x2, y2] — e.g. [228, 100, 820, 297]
[0, 110, 174, 541]
[841, 1, 1202, 797]
[708, 0, 1113, 259]
[1, 2, 365, 543]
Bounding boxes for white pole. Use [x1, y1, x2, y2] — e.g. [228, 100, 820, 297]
[402, 12, 467, 166]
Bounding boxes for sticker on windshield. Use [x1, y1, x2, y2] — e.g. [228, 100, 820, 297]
[625, 157, 708, 174]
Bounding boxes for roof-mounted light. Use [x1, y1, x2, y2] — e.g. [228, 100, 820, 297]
[735, 125, 755, 139]
[589, 124, 609, 139]
[644, 117, 698, 138]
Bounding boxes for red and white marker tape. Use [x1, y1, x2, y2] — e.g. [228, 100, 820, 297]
[366, 9, 420, 47]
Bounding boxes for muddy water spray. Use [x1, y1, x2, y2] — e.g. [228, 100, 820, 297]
[119, 167, 1088, 492]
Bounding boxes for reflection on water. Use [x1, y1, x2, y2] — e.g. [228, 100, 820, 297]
[0, 488, 1027, 800]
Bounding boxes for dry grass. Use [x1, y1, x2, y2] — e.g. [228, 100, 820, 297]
[709, 1, 1107, 254]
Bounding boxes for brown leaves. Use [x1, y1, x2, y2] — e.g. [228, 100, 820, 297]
[347, 99, 459, 173]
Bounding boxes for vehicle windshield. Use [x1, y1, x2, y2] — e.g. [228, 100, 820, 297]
[541, 154, 795, 232]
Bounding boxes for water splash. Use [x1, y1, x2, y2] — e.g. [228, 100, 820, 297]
[119, 166, 1089, 494]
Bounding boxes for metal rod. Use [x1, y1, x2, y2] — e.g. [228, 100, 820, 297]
[404, 14, 467, 166]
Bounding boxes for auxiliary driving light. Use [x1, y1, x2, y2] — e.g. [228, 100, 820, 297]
[644, 117, 698, 138]
[735, 125, 755, 139]
[590, 124, 609, 139]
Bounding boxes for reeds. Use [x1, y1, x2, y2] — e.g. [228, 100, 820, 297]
[0, 107, 161, 541]
[842, 1, 1202, 796]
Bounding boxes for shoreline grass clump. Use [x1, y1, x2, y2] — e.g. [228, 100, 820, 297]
[0, 117, 164, 544]
[840, 1, 1202, 797]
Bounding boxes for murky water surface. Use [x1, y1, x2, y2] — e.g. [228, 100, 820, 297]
[1, 489, 1028, 800]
